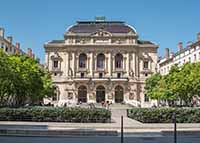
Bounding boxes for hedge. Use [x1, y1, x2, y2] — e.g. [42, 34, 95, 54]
[0, 106, 111, 123]
[127, 108, 200, 123]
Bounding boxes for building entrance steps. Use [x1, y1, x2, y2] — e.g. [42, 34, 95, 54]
[111, 108, 142, 126]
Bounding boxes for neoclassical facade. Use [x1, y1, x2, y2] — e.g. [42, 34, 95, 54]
[44, 20, 158, 107]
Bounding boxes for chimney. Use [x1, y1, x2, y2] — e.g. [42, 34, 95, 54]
[27, 48, 32, 57]
[197, 32, 200, 41]
[7, 36, 13, 43]
[15, 42, 20, 54]
[187, 41, 193, 47]
[178, 42, 183, 51]
[165, 48, 170, 59]
[0, 28, 5, 38]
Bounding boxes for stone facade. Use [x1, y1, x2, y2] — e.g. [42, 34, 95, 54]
[44, 20, 158, 107]
[158, 33, 200, 75]
[0, 28, 26, 55]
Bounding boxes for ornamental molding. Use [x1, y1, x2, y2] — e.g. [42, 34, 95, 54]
[51, 52, 63, 61]
[91, 29, 112, 37]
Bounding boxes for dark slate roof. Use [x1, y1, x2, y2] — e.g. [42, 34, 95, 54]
[138, 40, 154, 45]
[66, 21, 136, 34]
[48, 40, 65, 44]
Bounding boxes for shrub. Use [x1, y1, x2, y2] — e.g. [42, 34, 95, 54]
[0, 106, 111, 123]
[127, 108, 200, 123]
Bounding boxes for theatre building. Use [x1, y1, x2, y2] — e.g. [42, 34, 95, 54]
[44, 19, 158, 107]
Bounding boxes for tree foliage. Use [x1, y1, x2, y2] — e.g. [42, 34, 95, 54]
[0, 49, 54, 107]
[145, 62, 200, 106]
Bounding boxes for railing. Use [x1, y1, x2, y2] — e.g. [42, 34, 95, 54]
[125, 100, 141, 107]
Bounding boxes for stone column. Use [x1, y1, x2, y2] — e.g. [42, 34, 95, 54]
[135, 52, 139, 77]
[71, 52, 75, 77]
[45, 52, 50, 69]
[64, 53, 68, 76]
[124, 56, 127, 71]
[105, 55, 109, 74]
[76, 54, 79, 71]
[94, 54, 97, 71]
[126, 53, 129, 75]
[68, 52, 71, 77]
[112, 54, 115, 72]
[132, 53, 135, 76]
[109, 53, 112, 76]
[90, 52, 94, 77]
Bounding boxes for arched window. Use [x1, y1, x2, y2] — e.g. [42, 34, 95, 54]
[115, 53, 123, 68]
[97, 53, 105, 69]
[79, 53, 87, 68]
[53, 86, 60, 101]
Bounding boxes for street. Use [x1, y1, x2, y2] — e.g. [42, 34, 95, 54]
[0, 135, 200, 143]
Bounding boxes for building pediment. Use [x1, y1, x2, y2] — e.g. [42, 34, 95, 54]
[141, 52, 153, 61]
[51, 52, 62, 61]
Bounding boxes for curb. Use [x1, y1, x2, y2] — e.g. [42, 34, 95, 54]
[0, 129, 118, 137]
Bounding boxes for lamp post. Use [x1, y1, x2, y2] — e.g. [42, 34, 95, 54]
[121, 116, 124, 143]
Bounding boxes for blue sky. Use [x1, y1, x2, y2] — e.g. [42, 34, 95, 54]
[0, 0, 199, 63]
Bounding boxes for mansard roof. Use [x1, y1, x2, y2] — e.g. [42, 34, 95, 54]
[137, 40, 155, 45]
[65, 21, 136, 34]
[47, 40, 65, 44]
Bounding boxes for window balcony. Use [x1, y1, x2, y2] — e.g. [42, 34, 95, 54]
[78, 67, 87, 72]
[115, 68, 123, 72]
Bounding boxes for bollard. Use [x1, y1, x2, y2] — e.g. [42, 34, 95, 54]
[121, 116, 124, 143]
[173, 112, 177, 143]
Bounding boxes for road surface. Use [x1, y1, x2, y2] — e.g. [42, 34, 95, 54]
[0, 135, 200, 143]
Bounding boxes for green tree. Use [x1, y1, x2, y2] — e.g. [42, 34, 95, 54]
[0, 49, 54, 107]
[144, 73, 162, 99]
[145, 62, 200, 107]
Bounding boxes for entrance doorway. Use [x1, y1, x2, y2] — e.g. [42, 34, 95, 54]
[115, 85, 124, 103]
[96, 85, 105, 103]
[78, 86, 87, 103]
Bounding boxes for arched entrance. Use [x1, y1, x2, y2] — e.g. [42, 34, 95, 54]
[78, 86, 87, 103]
[96, 85, 105, 103]
[115, 85, 124, 103]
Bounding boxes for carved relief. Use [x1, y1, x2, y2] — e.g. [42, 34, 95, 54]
[89, 92, 95, 100]
[129, 92, 134, 100]
[108, 92, 113, 100]
[68, 92, 73, 100]
[69, 53, 73, 60]
[91, 30, 112, 37]
[129, 70, 134, 77]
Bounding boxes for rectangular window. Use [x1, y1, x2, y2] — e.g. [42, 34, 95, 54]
[81, 72, 84, 78]
[53, 61, 58, 68]
[194, 54, 197, 61]
[117, 73, 121, 78]
[144, 94, 149, 102]
[5, 46, 8, 52]
[52, 91, 57, 101]
[1, 43, 4, 48]
[189, 57, 191, 62]
[143, 61, 149, 69]
[199, 52, 200, 60]
[99, 73, 103, 78]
